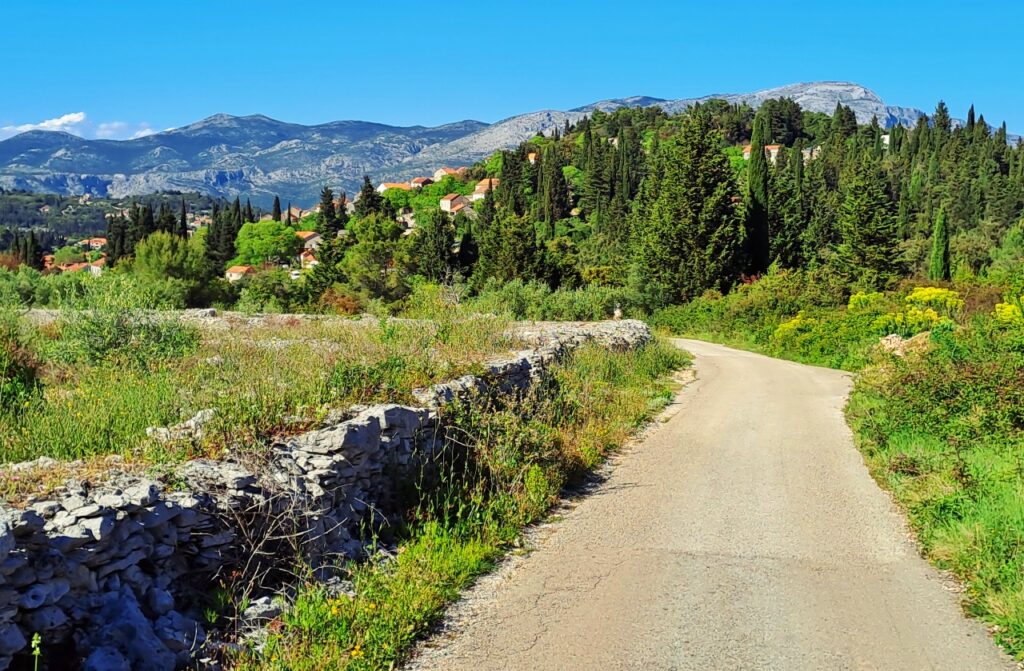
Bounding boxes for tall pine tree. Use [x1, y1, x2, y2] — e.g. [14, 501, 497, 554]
[928, 206, 950, 281]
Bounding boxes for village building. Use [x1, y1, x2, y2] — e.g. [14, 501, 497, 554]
[88, 258, 106, 277]
[80, 237, 108, 250]
[299, 249, 319, 269]
[440, 193, 469, 213]
[432, 167, 467, 182]
[294, 230, 322, 250]
[742, 144, 784, 163]
[410, 177, 433, 188]
[397, 206, 416, 228]
[470, 178, 499, 202]
[225, 265, 255, 282]
[376, 182, 411, 193]
[527, 152, 538, 164]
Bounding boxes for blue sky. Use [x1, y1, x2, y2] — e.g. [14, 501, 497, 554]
[2, 0, 1021, 139]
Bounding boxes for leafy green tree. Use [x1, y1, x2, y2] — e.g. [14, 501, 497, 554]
[410, 209, 455, 282]
[928, 206, 950, 281]
[230, 220, 301, 267]
[472, 206, 540, 289]
[342, 213, 408, 301]
[631, 112, 743, 306]
[52, 245, 86, 266]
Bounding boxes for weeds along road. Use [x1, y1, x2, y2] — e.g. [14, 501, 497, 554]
[406, 339, 1015, 671]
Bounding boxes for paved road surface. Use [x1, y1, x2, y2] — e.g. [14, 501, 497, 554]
[406, 340, 1014, 671]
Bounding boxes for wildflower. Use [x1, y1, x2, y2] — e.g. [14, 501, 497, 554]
[350, 643, 365, 659]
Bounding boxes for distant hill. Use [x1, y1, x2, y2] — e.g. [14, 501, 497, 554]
[0, 82, 1008, 206]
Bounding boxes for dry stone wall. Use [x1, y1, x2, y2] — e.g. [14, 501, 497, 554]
[0, 320, 650, 670]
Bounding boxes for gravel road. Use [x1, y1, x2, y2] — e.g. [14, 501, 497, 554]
[405, 339, 1015, 671]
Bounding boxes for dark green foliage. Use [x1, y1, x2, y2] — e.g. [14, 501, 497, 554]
[472, 206, 541, 289]
[835, 159, 904, 289]
[318, 186, 339, 235]
[746, 112, 771, 274]
[355, 175, 385, 219]
[272, 196, 282, 222]
[929, 207, 950, 281]
[538, 145, 570, 234]
[0, 312, 39, 413]
[411, 209, 455, 282]
[178, 199, 188, 238]
[631, 111, 743, 307]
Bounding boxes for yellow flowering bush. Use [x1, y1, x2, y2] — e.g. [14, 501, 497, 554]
[904, 286, 964, 316]
[772, 312, 815, 343]
[847, 291, 887, 314]
[994, 297, 1023, 326]
[873, 306, 948, 337]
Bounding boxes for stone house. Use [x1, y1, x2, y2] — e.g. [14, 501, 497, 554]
[439, 193, 469, 213]
[225, 265, 255, 282]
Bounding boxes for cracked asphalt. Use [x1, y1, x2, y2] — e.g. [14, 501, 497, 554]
[404, 339, 1015, 671]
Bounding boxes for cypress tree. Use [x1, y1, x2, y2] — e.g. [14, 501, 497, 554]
[746, 112, 771, 274]
[178, 199, 189, 237]
[318, 186, 338, 235]
[141, 204, 156, 236]
[540, 144, 569, 234]
[928, 206, 950, 281]
[272, 196, 282, 222]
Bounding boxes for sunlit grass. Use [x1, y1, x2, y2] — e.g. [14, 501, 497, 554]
[237, 339, 688, 670]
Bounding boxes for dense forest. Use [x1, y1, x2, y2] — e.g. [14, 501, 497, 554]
[1, 97, 1022, 313]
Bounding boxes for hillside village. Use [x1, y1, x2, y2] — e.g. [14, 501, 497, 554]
[186, 166, 504, 282]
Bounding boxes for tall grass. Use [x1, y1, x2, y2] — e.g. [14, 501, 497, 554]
[0, 311, 515, 474]
[238, 339, 689, 670]
[848, 318, 1024, 656]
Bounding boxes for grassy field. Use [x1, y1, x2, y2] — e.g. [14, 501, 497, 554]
[0, 287, 516, 499]
[236, 339, 689, 670]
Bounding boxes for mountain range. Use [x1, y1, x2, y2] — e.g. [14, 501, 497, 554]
[0, 82, 991, 207]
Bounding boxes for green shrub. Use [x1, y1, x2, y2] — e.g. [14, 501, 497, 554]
[467, 278, 643, 321]
[47, 276, 199, 367]
[0, 310, 39, 414]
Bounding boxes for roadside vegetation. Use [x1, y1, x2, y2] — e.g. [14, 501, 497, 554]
[237, 338, 688, 670]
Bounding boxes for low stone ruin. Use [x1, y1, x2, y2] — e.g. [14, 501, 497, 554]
[0, 320, 651, 670]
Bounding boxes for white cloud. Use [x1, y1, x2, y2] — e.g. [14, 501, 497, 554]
[0, 113, 163, 141]
[0, 112, 89, 139]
